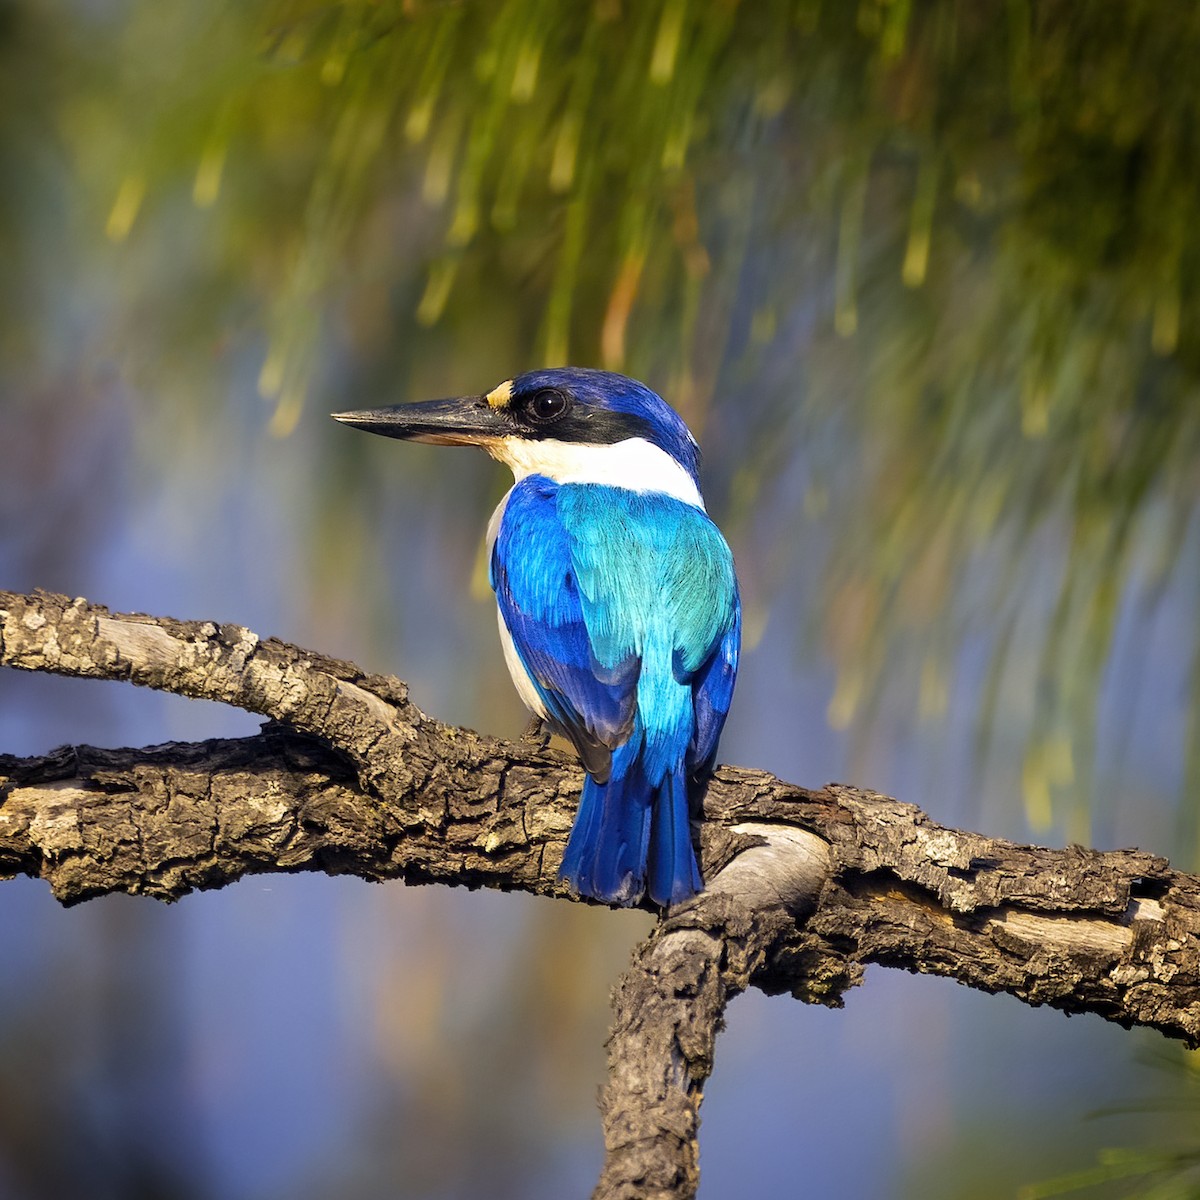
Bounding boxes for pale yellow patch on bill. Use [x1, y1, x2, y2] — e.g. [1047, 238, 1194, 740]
[486, 379, 514, 408]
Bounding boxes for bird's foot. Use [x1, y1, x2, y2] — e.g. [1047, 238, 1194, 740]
[520, 715, 551, 751]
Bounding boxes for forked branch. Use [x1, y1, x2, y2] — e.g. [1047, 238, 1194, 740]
[3, 589, 1198, 1200]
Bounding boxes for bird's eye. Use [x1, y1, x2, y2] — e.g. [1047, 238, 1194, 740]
[527, 388, 569, 423]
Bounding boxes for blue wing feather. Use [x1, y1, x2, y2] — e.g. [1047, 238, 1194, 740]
[491, 478, 637, 769]
[689, 602, 740, 775]
[492, 475, 740, 905]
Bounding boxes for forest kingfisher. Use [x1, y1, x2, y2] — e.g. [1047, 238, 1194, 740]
[332, 368, 740, 907]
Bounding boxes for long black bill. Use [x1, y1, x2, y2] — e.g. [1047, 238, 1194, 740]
[330, 395, 512, 446]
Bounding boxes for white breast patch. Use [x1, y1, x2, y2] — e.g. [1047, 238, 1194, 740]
[495, 604, 548, 719]
[482, 436, 705, 509]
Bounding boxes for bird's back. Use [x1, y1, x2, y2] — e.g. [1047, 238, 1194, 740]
[490, 473, 740, 903]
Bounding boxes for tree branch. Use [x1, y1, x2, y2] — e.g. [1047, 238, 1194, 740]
[3, 589, 1199, 1200]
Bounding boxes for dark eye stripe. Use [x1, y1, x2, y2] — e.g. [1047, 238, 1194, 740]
[512, 400, 656, 447]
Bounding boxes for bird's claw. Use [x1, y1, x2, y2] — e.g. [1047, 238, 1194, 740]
[520, 715, 551, 751]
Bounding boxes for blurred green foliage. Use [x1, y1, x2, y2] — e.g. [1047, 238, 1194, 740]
[1020, 1051, 1200, 1200]
[6, 0, 1200, 845]
[4, 5, 1200, 1198]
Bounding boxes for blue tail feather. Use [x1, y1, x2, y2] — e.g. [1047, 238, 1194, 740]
[559, 769, 649, 905]
[559, 751, 701, 907]
[647, 766, 702, 907]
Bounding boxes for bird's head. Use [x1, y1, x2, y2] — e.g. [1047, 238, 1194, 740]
[332, 368, 704, 504]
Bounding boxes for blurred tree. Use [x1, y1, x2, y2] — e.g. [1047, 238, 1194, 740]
[5, 0, 1197, 849]
[4, 2, 1200, 1197]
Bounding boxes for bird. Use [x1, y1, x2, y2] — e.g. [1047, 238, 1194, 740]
[332, 367, 740, 907]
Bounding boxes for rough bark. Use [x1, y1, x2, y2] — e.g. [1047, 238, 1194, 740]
[3, 589, 1199, 1199]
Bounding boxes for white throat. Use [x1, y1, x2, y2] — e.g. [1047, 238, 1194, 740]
[482, 436, 704, 509]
